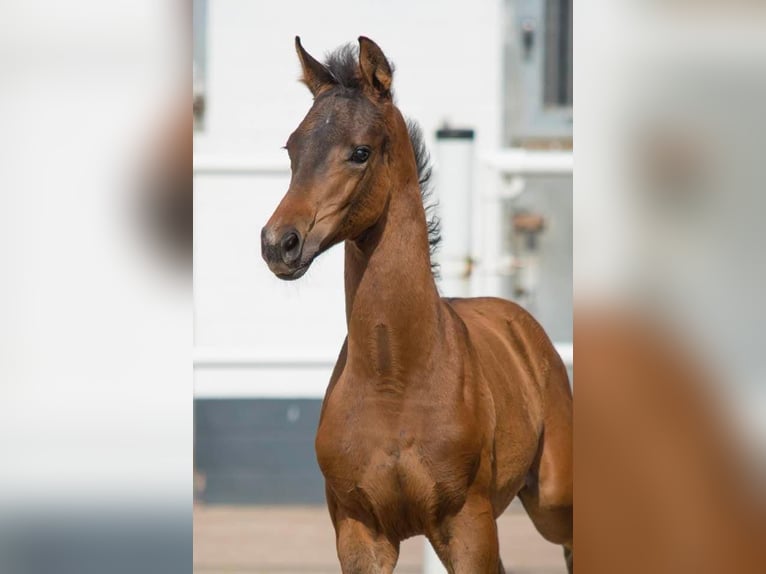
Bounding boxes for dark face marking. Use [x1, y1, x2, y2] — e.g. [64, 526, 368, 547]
[285, 90, 387, 187]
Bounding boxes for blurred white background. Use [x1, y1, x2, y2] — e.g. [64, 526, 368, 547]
[0, 0, 189, 507]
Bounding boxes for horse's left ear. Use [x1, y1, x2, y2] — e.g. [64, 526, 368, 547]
[358, 36, 393, 99]
[295, 36, 336, 96]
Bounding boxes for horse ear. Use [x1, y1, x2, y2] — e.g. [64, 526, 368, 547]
[295, 36, 335, 96]
[358, 36, 392, 99]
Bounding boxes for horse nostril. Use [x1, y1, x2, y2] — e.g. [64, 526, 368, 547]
[280, 231, 301, 263]
[283, 232, 299, 252]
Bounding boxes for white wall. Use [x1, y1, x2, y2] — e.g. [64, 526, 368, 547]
[199, 0, 503, 154]
[194, 1, 506, 398]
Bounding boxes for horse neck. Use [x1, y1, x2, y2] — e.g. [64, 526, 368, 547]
[343, 133, 442, 374]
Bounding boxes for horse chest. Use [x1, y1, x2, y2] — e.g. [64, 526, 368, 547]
[316, 392, 481, 530]
[317, 409, 417, 489]
[317, 423, 434, 526]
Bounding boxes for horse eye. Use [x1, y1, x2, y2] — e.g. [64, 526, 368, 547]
[350, 147, 371, 164]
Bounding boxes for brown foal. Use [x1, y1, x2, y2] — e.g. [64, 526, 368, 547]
[261, 36, 573, 574]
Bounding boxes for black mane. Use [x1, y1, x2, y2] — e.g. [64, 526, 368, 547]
[323, 44, 442, 275]
[406, 120, 442, 276]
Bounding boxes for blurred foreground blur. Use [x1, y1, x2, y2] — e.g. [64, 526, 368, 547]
[575, 1, 766, 572]
[0, 1, 191, 572]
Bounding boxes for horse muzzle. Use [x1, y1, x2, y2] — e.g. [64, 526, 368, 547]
[261, 225, 312, 280]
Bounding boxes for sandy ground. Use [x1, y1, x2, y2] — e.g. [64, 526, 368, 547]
[194, 501, 567, 573]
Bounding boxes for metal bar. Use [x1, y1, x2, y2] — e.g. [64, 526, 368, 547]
[193, 154, 290, 175]
[480, 148, 572, 176]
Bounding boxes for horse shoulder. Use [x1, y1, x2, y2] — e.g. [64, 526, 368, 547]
[444, 297, 555, 497]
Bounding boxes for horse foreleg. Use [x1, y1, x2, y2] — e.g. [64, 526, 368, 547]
[331, 511, 399, 574]
[428, 495, 501, 574]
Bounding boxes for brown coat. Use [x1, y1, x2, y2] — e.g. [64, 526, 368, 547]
[262, 36, 573, 574]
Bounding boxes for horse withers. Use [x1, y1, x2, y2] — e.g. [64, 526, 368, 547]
[261, 36, 573, 574]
